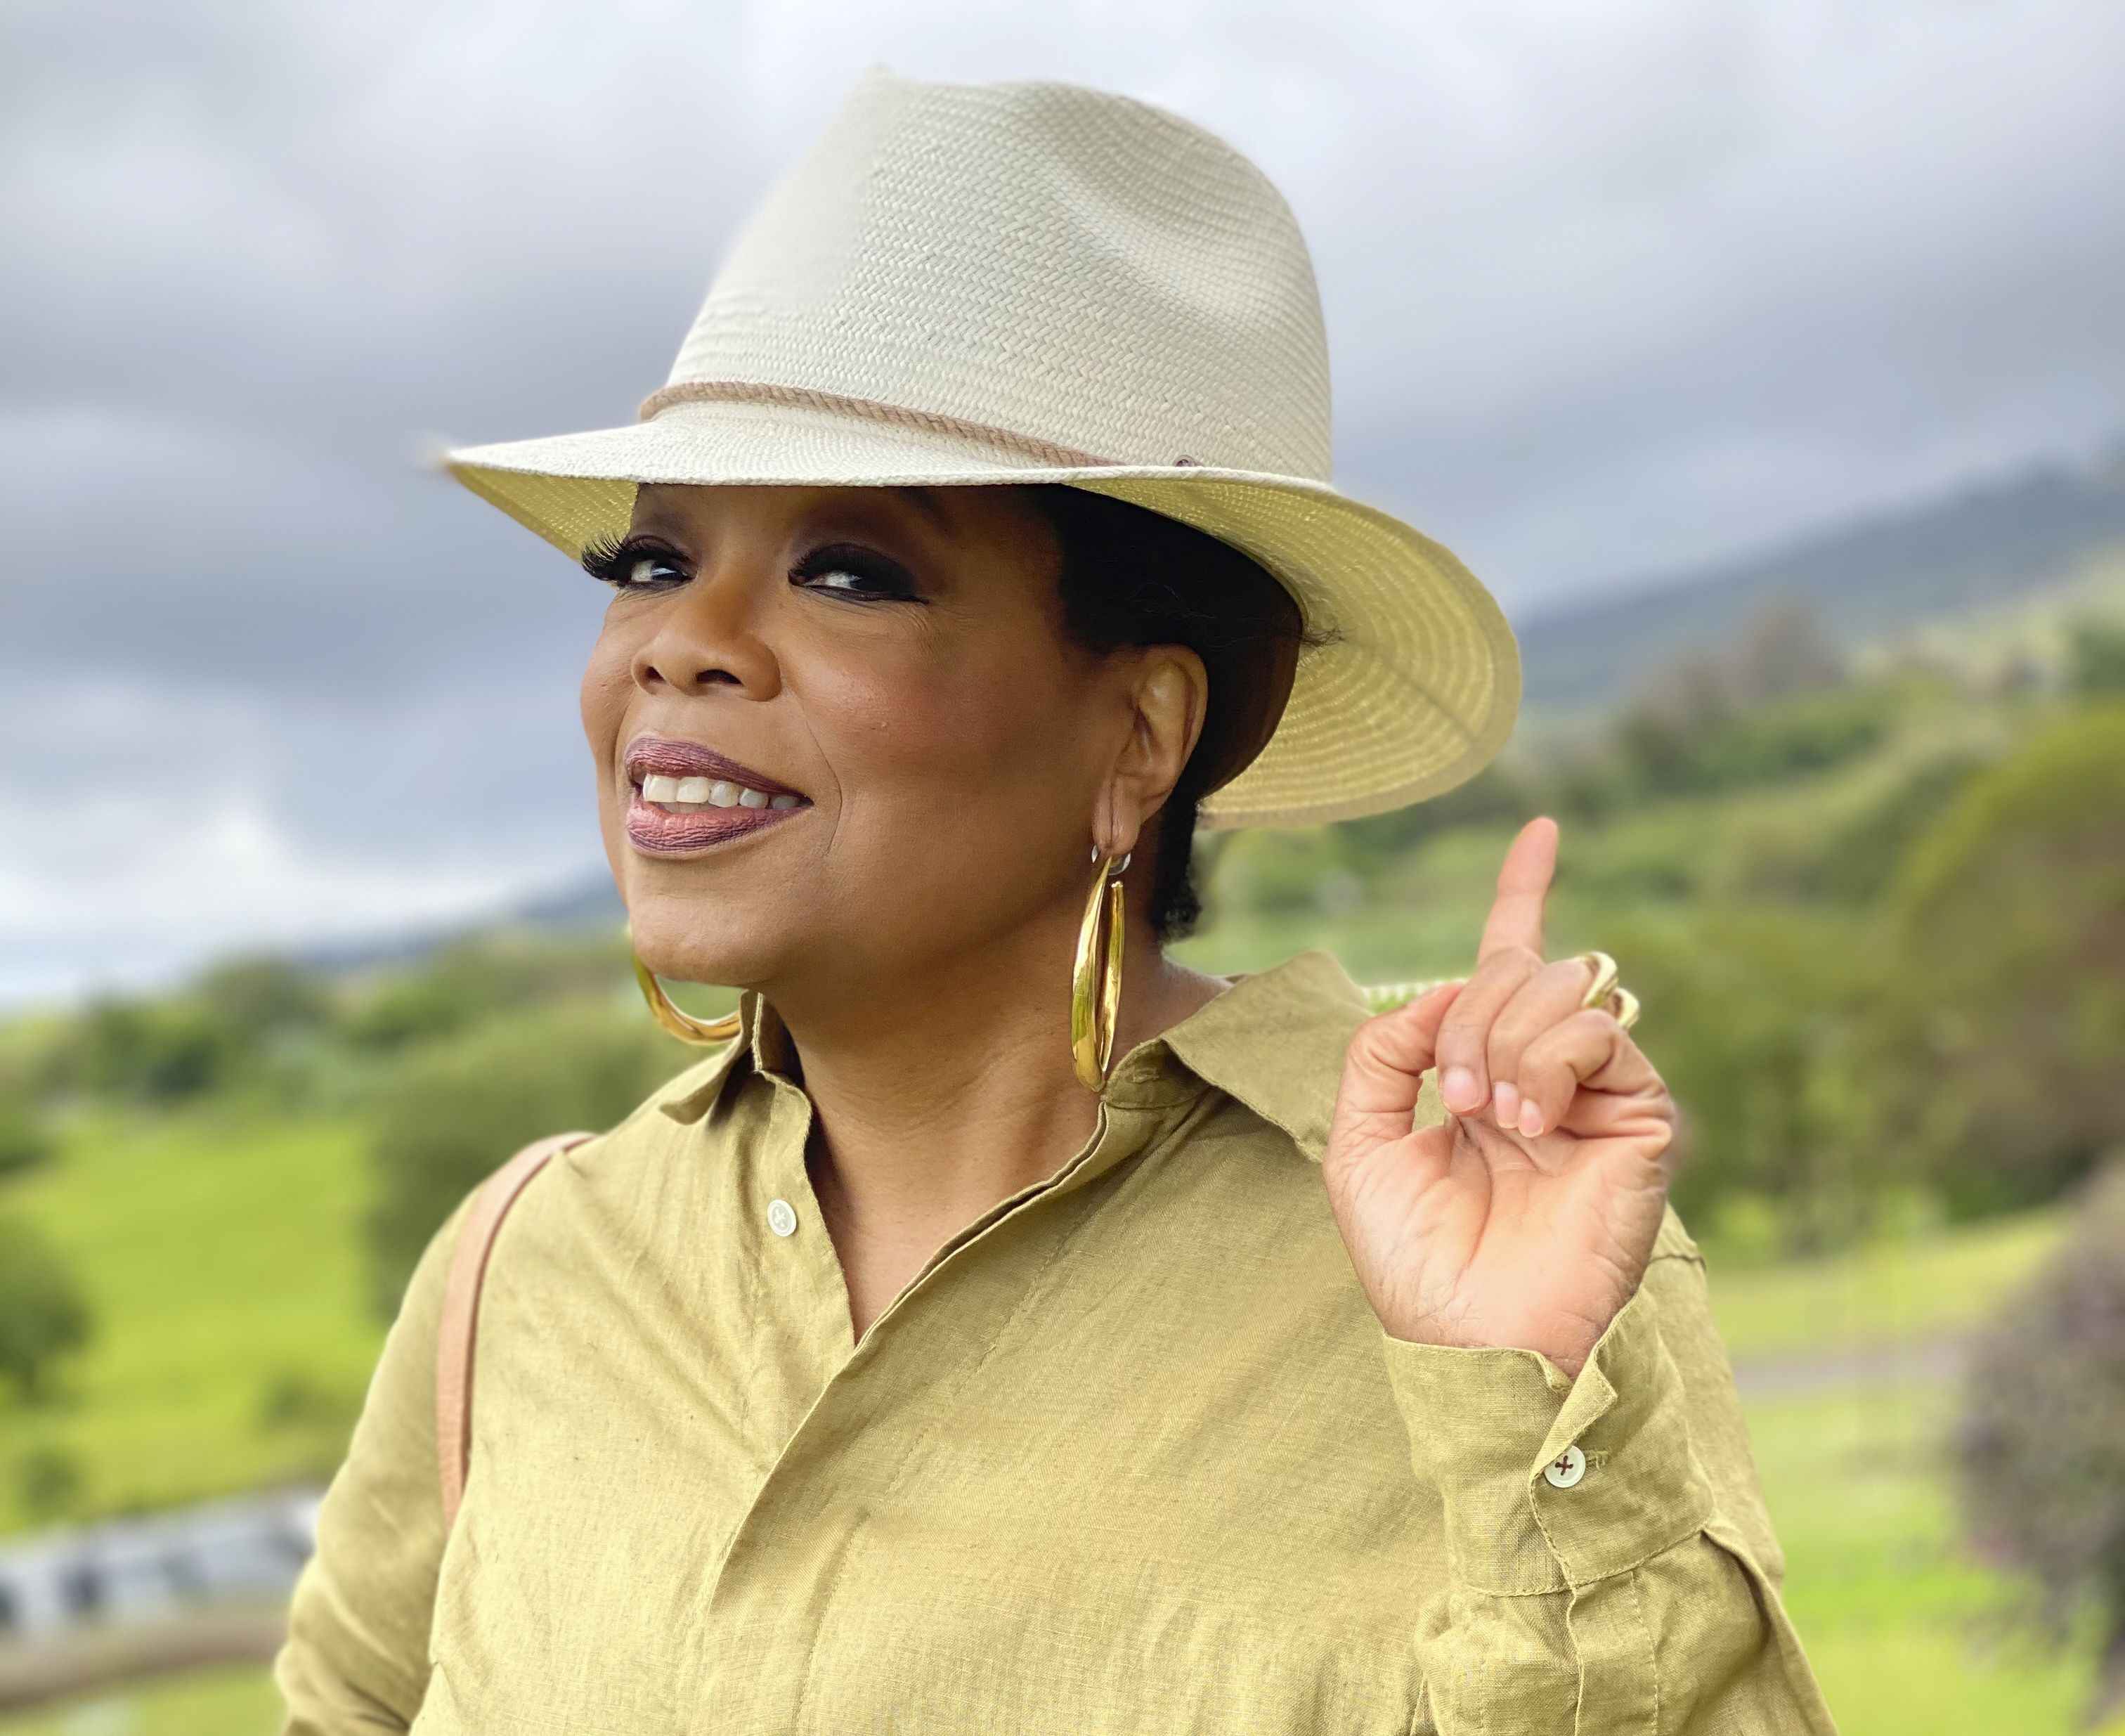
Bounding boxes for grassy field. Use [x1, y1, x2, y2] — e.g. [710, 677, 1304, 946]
[0, 1664, 280, 1735]
[0, 1107, 379, 1534]
[1705, 1208, 2065, 1362]
[2, 1103, 2117, 1733]
[1755, 1380, 2124, 1732]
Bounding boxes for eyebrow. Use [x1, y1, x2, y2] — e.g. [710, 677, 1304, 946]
[891, 486, 954, 535]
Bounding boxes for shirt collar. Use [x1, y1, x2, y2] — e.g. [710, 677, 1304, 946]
[1154, 948, 1370, 1162]
[657, 950, 1370, 1162]
[656, 988, 791, 1123]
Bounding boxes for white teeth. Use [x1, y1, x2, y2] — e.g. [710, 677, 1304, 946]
[638, 767, 802, 813]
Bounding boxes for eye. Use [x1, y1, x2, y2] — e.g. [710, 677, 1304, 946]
[582, 535, 689, 590]
[791, 542, 922, 603]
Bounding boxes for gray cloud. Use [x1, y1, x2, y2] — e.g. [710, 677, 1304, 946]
[2, 0, 2121, 1001]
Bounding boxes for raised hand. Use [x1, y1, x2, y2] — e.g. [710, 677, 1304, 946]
[1320, 817, 1676, 1378]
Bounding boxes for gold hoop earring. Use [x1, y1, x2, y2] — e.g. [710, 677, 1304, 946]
[1071, 848, 1129, 1092]
[630, 947, 743, 1045]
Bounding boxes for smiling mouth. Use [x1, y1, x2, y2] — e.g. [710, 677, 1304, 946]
[621, 737, 810, 854]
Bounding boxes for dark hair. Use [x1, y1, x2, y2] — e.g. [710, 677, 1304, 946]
[1020, 484, 1307, 943]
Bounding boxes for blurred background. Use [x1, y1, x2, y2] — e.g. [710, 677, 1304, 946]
[2, 1, 2123, 1729]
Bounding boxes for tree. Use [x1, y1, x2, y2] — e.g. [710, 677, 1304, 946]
[1596, 903, 1887, 1250]
[65, 995, 240, 1101]
[196, 954, 329, 1037]
[1882, 704, 2125, 1214]
[365, 999, 689, 1313]
[1956, 1161, 2125, 1725]
[1727, 594, 1846, 706]
[2067, 617, 2125, 697]
[0, 1214, 93, 1400]
[0, 1093, 55, 1178]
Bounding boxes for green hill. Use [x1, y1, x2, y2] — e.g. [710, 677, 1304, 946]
[1516, 443, 2125, 708]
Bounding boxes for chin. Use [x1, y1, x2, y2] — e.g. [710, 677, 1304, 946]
[620, 887, 784, 989]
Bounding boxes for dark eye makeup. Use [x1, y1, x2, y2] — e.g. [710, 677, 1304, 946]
[791, 542, 923, 602]
[580, 533, 925, 604]
[580, 533, 689, 590]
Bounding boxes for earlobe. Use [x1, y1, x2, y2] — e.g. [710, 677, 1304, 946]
[1093, 782, 1142, 864]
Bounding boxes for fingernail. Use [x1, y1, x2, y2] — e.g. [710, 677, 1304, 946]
[1491, 1081, 1520, 1127]
[1442, 1066, 1483, 1112]
[1518, 1098, 1545, 1138]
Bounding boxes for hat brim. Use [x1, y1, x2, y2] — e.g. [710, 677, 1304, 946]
[442, 398, 1519, 830]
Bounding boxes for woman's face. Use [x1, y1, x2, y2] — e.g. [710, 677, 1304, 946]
[580, 483, 1195, 1000]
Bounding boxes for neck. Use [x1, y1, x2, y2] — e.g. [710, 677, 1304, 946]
[765, 907, 1225, 1309]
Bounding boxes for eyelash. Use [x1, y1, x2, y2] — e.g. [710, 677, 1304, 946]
[580, 536, 923, 603]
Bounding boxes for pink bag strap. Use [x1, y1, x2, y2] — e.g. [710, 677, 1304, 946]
[435, 1131, 594, 1531]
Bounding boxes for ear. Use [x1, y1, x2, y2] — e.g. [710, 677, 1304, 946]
[1093, 647, 1209, 858]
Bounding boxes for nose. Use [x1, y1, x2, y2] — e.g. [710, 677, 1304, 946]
[630, 555, 784, 701]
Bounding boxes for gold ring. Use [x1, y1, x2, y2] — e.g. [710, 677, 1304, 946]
[1575, 950, 1620, 1009]
[1573, 951, 1640, 1032]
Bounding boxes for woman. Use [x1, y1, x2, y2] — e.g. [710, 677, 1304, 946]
[278, 69, 1835, 1735]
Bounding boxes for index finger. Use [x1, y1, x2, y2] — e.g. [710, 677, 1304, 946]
[1477, 816, 1559, 962]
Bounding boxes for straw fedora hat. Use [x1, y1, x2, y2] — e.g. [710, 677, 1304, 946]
[443, 67, 1519, 829]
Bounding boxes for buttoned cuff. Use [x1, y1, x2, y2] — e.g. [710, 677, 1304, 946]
[1379, 1274, 1715, 1594]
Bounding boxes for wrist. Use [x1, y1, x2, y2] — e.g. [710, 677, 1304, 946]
[1377, 1309, 1603, 1381]
[1378, 1273, 1713, 1593]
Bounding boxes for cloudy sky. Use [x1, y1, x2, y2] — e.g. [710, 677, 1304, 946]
[4, 0, 2121, 1005]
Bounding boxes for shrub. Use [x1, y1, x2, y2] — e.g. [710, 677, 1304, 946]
[15, 1444, 83, 1522]
[1597, 903, 1887, 1250]
[340, 931, 635, 1051]
[1883, 705, 2125, 1214]
[196, 955, 329, 1037]
[1956, 1160, 2125, 1724]
[2067, 617, 2125, 697]
[65, 995, 241, 1101]
[0, 1214, 93, 1400]
[0, 1094, 55, 1178]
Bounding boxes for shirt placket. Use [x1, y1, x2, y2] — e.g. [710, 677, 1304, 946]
[734, 1073, 854, 1465]
[687, 1063, 1197, 1727]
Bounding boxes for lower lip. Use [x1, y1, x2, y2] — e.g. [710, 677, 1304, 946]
[625, 792, 805, 855]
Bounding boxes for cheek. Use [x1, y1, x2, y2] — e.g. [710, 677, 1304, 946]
[580, 631, 635, 802]
[802, 632, 1086, 810]
[580, 626, 632, 734]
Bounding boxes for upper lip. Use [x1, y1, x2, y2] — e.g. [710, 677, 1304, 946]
[622, 735, 806, 799]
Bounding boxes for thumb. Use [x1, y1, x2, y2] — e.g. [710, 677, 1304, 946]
[1329, 980, 1464, 1155]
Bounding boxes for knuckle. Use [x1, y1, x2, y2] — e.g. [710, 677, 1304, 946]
[1349, 1014, 1400, 1065]
[1489, 1004, 1544, 1050]
[1436, 1020, 1487, 1062]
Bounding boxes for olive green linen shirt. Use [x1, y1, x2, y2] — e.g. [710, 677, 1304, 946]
[276, 949, 1836, 1735]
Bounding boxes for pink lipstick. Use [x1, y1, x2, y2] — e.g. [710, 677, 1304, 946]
[621, 736, 810, 855]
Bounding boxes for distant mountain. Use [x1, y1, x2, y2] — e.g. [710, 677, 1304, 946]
[511, 875, 626, 931]
[1514, 443, 2125, 709]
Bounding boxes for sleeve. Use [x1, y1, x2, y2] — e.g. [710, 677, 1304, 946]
[273, 1193, 472, 1735]
[1379, 1207, 1838, 1735]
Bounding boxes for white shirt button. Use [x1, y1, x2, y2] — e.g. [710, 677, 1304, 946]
[1543, 1444, 1587, 1489]
[766, 1198, 799, 1238]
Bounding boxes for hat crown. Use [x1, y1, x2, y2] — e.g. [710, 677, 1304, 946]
[663, 69, 1333, 482]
